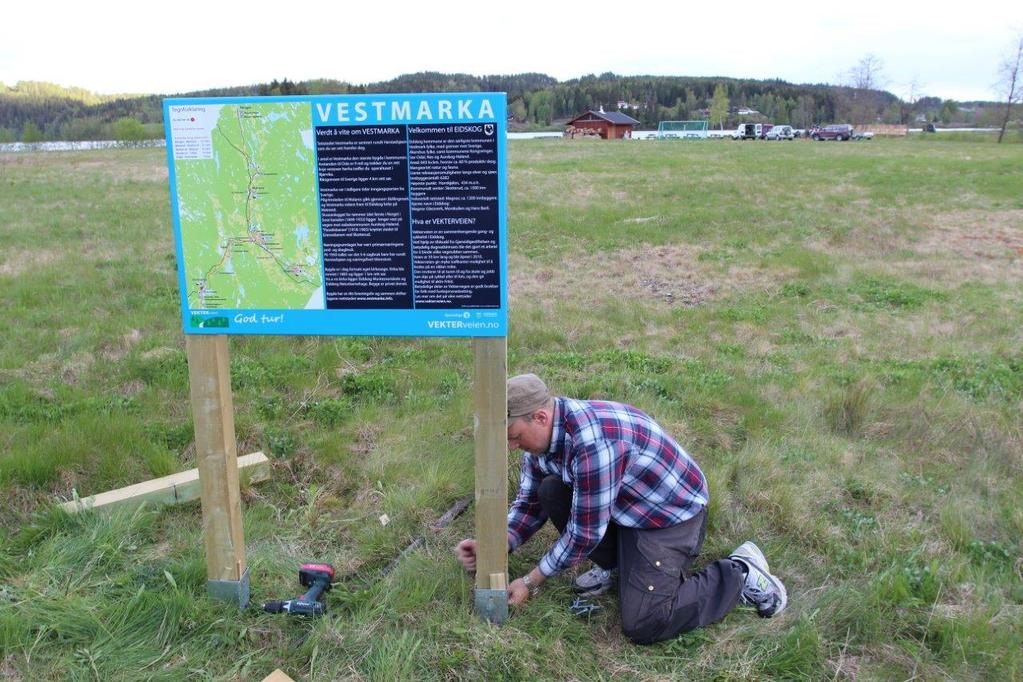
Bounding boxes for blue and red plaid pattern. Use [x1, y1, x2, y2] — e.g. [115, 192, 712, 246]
[507, 398, 709, 577]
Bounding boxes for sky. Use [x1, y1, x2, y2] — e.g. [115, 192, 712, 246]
[1, 1, 1020, 102]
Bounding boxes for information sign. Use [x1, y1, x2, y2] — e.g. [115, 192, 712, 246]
[164, 93, 507, 336]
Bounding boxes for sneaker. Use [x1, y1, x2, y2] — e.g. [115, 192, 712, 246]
[729, 541, 788, 618]
[573, 565, 615, 596]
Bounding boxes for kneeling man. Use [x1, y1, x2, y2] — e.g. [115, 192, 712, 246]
[456, 373, 787, 644]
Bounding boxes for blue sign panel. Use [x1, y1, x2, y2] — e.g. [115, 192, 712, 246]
[164, 93, 507, 336]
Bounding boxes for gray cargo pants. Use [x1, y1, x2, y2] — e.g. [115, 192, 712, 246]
[539, 475, 744, 645]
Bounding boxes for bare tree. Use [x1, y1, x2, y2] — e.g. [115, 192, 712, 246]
[901, 76, 926, 124]
[847, 53, 887, 91]
[840, 54, 888, 124]
[996, 32, 1023, 143]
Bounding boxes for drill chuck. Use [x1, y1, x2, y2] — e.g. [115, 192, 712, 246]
[263, 598, 325, 616]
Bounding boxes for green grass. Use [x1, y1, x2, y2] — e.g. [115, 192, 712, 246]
[913, 129, 1023, 144]
[1, 139, 1022, 680]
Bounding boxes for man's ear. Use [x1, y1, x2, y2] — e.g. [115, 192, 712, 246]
[533, 408, 551, 426]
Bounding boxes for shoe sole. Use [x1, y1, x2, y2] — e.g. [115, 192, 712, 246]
[573, 582, 614, 597]
[730, 547, 788, 618]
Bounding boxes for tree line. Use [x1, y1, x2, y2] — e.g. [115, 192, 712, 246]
[0, 72, 1008, 143]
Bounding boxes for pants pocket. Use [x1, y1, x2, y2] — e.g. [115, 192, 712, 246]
[629, 512, 705, 595]
[627, 539, 682, 597]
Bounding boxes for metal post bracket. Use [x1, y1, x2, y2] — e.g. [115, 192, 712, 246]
[208, 567, 250, 608]
[474, 588, 508, 625]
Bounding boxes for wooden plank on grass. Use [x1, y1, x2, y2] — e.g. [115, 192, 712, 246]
[60, 452, 270, 514]
[473, 337, 508, 591]
[260, 670, 296, 682]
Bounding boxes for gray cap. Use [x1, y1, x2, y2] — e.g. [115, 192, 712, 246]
[507, 373, 550, 418]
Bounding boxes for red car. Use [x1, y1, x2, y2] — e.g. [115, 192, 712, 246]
[811, 124, 854, 141]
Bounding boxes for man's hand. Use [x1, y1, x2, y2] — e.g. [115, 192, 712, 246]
[454, 538, 477, 573]
[508, 568, 545, 606]
[507, 578, 530, 606]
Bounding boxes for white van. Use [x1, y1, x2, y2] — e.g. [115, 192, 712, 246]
[732, 123, 762, 140]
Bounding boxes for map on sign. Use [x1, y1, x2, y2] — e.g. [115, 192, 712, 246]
[172, 102, 323, 310]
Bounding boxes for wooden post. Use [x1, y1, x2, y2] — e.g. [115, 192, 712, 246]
[185, 334, 249, 607]
[473, 336, 508, 624]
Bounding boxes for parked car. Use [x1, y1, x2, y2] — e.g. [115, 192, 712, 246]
[765, 125, 794, 140]
[811, 124, 854, 141]
[853, 130, 874, 140]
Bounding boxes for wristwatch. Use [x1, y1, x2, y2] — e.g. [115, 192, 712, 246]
[521, 573, 540, 596]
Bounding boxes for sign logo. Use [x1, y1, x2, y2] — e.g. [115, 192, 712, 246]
[191, 315, 229, 329]
[484, 124, 494, 136]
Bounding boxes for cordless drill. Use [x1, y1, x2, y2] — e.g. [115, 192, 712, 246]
[263, 563, 335, 617]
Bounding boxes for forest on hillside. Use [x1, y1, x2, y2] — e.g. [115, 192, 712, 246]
[0, 72, 1001, 142]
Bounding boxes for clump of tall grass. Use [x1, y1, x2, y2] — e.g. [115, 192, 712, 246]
[825, 379, 878, 437]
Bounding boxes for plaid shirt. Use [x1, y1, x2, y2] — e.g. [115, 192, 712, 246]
[507, 397, 709, 577]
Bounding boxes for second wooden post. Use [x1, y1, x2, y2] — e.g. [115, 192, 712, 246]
[473, 336, 508, 624]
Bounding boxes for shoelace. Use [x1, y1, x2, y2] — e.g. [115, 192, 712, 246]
[580, 568, 611, 584]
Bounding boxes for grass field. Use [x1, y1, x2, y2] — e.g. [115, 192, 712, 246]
[1, 138, 1021, 680]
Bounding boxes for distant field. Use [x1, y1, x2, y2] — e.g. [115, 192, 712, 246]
[1, 139, 1021, 680]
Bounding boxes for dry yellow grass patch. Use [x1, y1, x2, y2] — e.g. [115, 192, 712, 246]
[730, 321, 776, 356]
[101, 328, 144, 362]
[509, 243, 788, 312]
[898, 209, 1023, 285]
[0, 153, 48, 168]
[68, 154, 169, 183]
[59, 352, 96, 384]
[0, 248, 62, 277]
[1, 151, 168, 183]
[1, 348, 93, 387]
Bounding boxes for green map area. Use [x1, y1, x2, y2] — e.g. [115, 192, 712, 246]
[175, 103, 322, 310]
